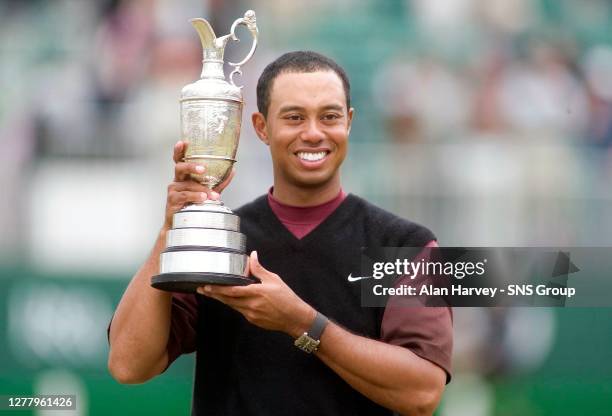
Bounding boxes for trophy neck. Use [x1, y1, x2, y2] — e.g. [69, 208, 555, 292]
[200, 43, 229, 80]
[201, 60, 225, 80]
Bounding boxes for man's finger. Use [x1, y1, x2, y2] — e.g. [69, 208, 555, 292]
[172, 141, 187, 163]
[175, 161, 204, 181]
[197, 284, 256, 298]
[169, 191, 207, 207]
[170, 181, 213, 194]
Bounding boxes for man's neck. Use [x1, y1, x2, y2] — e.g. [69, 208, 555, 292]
[272, 177, 342, 207]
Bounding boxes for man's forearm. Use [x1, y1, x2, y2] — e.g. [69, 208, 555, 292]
[314, 322, 446, 416]
[108, 228, 173, 383]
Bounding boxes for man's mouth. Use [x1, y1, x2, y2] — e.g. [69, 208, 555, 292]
[296, 151, 329, 162]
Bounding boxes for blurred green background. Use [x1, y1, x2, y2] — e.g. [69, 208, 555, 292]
[1, 0, 611, 415]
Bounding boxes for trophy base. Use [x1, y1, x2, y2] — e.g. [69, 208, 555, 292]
[152, 272, 256, 293]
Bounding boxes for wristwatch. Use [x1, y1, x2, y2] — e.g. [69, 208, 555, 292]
[294, 311, 329, 353]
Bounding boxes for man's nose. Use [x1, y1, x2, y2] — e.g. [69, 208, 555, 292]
[300, 120, 325, 143]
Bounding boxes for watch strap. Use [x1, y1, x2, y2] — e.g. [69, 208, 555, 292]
[308, 311, 329, 341]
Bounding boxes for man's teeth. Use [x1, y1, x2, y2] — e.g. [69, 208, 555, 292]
[297, 151, 327, 161]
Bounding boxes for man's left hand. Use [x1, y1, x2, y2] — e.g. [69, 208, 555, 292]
[197, 251, 315, 338]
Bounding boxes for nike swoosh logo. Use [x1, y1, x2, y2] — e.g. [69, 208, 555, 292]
[347, 273, 372, 282]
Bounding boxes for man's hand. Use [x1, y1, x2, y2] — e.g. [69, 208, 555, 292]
[164, 140, 235, 229]
[197, 251, 316, 337]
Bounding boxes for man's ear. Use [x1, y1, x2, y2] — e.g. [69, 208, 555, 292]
[252, 112, 269, 145]
[347, 107, 354, 135]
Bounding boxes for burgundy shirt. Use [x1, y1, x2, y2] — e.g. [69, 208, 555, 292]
[163, 190, 452, 380]
[267, 188, 348, 239]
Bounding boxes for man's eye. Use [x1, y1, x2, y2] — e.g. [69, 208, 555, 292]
[323, 113, 341, 120]
[285, 115, 302, 121]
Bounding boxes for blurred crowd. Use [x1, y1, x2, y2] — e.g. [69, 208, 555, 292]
[1, 1, 610, 152]
[373, 0, 612, 146]
[374, 41, 612, 146]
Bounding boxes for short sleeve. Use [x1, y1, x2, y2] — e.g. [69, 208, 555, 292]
[165, 292, 199, 370]
[380, 304, 453, 382]
[106, 292, 199, 370]
[379, 240, 453, 382]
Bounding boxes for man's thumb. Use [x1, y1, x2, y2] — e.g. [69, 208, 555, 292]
[249, 251, 270, 280]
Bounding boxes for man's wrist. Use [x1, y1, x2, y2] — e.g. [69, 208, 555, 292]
[287, 302, 317, 339]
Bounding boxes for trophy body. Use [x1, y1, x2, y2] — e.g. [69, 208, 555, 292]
[152, 11, 258, 293]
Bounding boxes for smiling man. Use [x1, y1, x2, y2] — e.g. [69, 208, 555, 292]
[108, 51, 452, 416]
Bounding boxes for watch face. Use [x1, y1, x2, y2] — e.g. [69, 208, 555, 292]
[295, 334, 320, 353]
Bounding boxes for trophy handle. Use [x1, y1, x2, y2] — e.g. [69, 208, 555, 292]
[228, 10, 258, 88]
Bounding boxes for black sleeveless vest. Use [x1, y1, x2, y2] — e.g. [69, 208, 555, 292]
[191, 194, 435, 416]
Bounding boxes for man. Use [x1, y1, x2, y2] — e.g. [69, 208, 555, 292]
[108, 51, 452, 416]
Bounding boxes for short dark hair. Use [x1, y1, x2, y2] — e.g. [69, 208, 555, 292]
[256, 51, 351, 117]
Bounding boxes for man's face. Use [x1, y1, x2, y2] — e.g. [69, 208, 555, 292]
[254, 70, 353, 190]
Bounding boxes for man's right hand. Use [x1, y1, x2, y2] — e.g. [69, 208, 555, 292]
[164, 140, 235, 230]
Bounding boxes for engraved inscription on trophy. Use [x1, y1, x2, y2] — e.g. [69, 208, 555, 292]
[181, 101, 242, 187]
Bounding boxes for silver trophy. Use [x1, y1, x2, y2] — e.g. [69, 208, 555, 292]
[152, 10, 258, 292]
